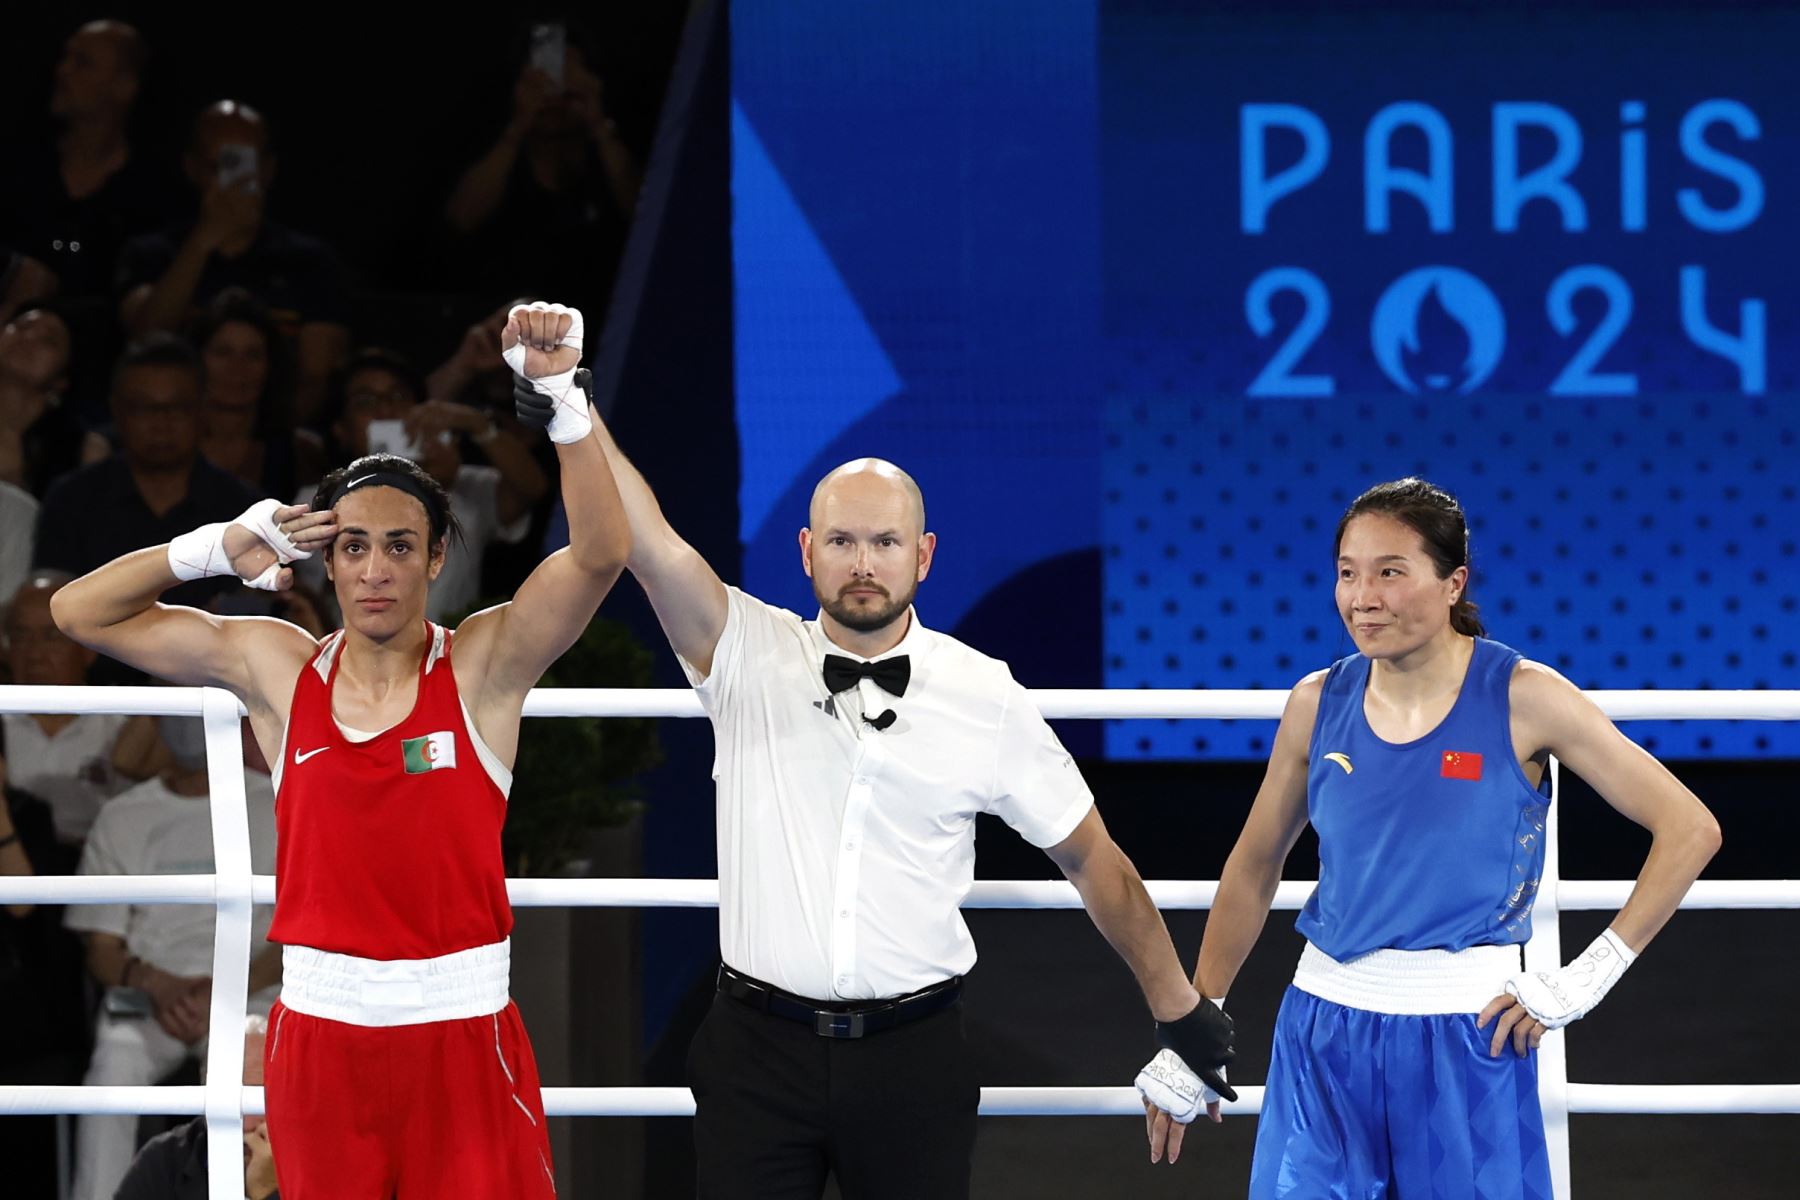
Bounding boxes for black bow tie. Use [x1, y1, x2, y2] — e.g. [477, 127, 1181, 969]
[822, 654, 911, 698]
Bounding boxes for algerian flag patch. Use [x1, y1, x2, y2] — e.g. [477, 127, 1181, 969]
[401, 731, 457, 774]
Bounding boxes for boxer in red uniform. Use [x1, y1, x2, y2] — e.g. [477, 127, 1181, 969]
[52, 303, 625, 1198]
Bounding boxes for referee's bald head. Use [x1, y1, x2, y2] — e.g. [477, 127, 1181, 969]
[809, 459, 926, 536]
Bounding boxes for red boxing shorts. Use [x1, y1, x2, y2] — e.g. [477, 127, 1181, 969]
[263, 998, 556, 1198]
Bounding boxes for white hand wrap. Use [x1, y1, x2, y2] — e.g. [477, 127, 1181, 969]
[167, 499, 308, 592]
[1136, 1049, 1205, 1124]
[501, 301, 591, 444]
[1503, 928, 1637, 1030]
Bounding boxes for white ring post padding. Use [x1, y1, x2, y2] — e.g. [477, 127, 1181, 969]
[1531, 758, 1573, 1200]
[201, 689, 255, 1200]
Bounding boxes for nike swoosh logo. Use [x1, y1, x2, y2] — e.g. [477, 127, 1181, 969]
[293, 747, 331, 765]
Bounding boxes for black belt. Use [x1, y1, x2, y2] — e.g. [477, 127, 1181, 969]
[716, 965, 962, 1040]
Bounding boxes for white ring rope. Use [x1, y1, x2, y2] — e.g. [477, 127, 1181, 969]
[2, 875, 1796, 910]
[0, 684, 1792, 1200]
[5, 685, 1799, 721]
[6, 1083, 1798, 1119]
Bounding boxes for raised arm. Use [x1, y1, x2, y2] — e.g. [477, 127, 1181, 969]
[454, 304, 629, 757]
[584, 400, 729, 677]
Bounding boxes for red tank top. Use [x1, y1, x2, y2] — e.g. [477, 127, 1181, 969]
[267, 623, 513, 960]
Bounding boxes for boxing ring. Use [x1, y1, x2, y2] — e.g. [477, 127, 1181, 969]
[0, 684, 1795, 1200]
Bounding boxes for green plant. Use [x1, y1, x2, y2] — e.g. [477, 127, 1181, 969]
[458, 605, 663, 875]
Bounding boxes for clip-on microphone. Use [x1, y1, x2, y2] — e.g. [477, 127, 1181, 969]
[863, 709, 897, 731]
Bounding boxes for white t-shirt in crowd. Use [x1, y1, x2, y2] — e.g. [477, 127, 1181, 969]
[294, 464, 529, 620]
[65, 771, 279, 979]
[0, 480, 36, 605]
[680, 587, 1094, 1002]
[1, 711, 133, 843]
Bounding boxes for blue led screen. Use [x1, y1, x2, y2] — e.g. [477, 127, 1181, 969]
[733, 1, 1799, 759]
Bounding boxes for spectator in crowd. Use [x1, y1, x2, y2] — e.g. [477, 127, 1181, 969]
[1, 244, 59, 325]
[33, 336, 257, 618]
[65, 717, 280, 1200]
[118, 101, 350, 423]
[0, 749, 94, 1198]
[425, 297, 531, 418]
[0, 302, 100, 497]
[0, 480, 34, 605]
[446, 31, 641, 320]
[191, 288, 298, 499]
[112, 1018, 279, 1200]
[2, 572, 168, 848]
[0, 21, 175, 300]
[295, 348, 547, 618]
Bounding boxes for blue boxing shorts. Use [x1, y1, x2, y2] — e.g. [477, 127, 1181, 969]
[1250, 944, 1553, 1200]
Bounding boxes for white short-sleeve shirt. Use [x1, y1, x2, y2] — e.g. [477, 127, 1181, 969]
[1, 711, 133, 843]
[64, 771, 279, 979]
[680, 587, 1093, 1001]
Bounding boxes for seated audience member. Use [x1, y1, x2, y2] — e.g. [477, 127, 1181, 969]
[0, 21, 176, 301]
[33, 336, 257, 619]
[0, 752, 94, 1198]
[117, 101, 349, 423]
[111, 1019, 279, 1200]
[445, 28, 641, 319]
[64, 719, 280, 1200]
[2, 572, 168, 849]
[0, 302, 95, 496]
[191, 288, 297, 499]
[296, 348, 547, 618]
[1, 244, 59, 325]
[425, 297, 530, 418]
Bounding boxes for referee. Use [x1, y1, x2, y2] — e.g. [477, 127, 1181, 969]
[545, 383, 1232, 1199]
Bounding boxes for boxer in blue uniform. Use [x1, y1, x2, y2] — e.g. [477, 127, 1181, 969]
[1135, 478, 1721, 1198]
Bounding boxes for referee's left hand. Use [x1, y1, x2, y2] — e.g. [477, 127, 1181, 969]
[1477, 991, 1547, 1057]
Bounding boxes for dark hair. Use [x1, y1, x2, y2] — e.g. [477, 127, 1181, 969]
[312, 453, 463, 558]
[1334, 477, 1485, 637]
[189, 287, 294, 440]
[110, 333, 201, 404]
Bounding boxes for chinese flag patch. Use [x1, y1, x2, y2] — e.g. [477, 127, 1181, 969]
[1441, 751, 1483, 781]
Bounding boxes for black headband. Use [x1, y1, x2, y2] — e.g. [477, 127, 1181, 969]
[327, 469, 442, 533]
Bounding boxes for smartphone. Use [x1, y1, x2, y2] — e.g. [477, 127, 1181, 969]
[529, 22, 566, 88]
[366, 418, 423, 461]
[217, 143, 258, 190]
[104, 987, 154, 1020]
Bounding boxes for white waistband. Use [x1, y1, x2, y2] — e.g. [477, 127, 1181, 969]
[279, 939, 511, 1027]
[1292, 942, 1521, 1015]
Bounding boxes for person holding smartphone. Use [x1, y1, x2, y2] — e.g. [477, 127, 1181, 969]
[117, 100, 350, 424]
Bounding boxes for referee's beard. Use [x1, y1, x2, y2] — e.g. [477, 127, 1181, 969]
[817, 578, 917, 634]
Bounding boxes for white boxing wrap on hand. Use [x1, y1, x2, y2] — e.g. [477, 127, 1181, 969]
[502, 301, 591, 444]
[1136, 1049, 1205, 1124]
[1503, 928, 1637, 1030]
[1135, 996, 1227, 1123]
[167, 499, 308, 592]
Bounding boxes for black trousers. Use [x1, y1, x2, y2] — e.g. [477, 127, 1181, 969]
[688, 991, 979, 1200]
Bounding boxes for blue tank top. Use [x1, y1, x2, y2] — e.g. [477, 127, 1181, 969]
[1294, 637, 1551, 961]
